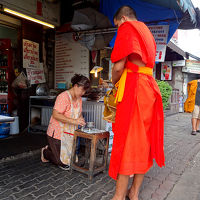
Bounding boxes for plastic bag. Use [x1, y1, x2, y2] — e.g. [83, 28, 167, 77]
[103, 87, 117, 123]
[12, 72, 29, 89]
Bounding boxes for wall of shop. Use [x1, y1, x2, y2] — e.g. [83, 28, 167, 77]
[0, 25, 18, 47]
[168, 67, 184, 96]
[1, 0, 60, 26]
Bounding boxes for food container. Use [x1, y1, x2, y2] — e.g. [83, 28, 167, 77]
[86, 122, 95, 128]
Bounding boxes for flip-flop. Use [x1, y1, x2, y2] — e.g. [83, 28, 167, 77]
[191, 131, 197, 135]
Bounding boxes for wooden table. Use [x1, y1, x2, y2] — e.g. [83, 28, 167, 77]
[70, 129, 110, 180]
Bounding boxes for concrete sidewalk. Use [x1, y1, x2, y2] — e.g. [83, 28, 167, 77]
[166, 150, 200, 200]
[0, 113, 200, 200]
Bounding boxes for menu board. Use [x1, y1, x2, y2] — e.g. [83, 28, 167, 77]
[55, 33, 89, 89]
[23, 39, 39, 68]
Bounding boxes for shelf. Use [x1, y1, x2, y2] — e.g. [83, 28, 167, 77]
[29, 125, 48, 133]
[30, 105, 53, 109]
[0, 66, 8, 68]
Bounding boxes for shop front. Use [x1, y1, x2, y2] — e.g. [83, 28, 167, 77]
[0, 0, 198, 155]
[0, 0, 59, 137]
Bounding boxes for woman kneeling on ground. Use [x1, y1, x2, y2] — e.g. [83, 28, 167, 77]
[41, 74, 90, 170]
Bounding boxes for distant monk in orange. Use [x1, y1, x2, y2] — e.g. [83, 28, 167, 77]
[109, 6, 165, 200]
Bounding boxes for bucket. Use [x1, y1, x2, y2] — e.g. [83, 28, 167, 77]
[0, 113, 10, 139]
[10, 116, 19, 135]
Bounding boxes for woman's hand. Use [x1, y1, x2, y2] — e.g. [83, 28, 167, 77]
[74, 117, 86, 126]
[53, 109, 86, 126]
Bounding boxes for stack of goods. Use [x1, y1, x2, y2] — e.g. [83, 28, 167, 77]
[87, 88, 102, 101]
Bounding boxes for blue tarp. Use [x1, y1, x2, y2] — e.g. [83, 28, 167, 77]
[100, 0, 184, 47]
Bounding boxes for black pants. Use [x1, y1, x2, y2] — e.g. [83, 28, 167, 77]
[43, 135, 64, 167]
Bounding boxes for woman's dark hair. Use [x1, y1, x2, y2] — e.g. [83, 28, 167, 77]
[71, 74, 90, 91]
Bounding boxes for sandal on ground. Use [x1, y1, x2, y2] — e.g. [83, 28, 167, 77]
[58, 165, 70, 171]
[41, 147, 49, 163]
[191, 130, 197, 135]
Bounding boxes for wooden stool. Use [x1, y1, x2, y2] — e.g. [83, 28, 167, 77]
[70, 129, 110, 180]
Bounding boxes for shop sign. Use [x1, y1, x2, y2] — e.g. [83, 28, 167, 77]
[26, 63, 46, 85]
[23, 39, 39, 69]
[182, 60, 200, 74]
[172, 60, 185, 67]
[149, 25, 169, 62]
[161, 61, 172, 81]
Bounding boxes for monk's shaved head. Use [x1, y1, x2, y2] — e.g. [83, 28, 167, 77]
[114, 6, 137, 21]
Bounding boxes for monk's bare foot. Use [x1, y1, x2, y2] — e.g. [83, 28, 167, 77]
[111, 195, 126, 200]
[127, 189, 139, 200]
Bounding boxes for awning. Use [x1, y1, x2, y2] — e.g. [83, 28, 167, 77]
[142, 0, 197, 25]
[167, 41, 187, 58]
[100, 0, 198, 43]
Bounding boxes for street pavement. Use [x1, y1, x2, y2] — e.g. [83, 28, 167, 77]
[1, 113, 200, 200]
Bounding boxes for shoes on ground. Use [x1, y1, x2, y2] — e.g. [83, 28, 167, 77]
[41, 147, 49, 163]
[196, 130, 200, 133]
[191, 130, 197, 135]
[59, 165, 70, 171]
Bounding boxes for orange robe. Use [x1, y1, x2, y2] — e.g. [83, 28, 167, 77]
[109, 21, 165, 180]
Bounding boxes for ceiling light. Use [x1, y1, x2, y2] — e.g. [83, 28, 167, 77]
[4, 8, 55, 28]
[90, 66, 103, 78]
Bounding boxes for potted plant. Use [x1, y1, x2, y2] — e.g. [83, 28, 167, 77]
[156, 80, 172, 110]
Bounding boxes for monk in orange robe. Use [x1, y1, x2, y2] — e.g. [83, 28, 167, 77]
[109, 6, 165, 200]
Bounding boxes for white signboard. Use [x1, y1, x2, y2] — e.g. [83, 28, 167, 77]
[149, 25, 169, 62]
[172, 60, 185, 67]
[26, 64, 46, 85]
[55, 33, 89, 89]
[23, 39, 39, 69]
[182, 60, 200, 74]
[161, 61, 172, 81]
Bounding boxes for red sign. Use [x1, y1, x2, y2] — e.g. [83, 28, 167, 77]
[37, 1, 42, 16]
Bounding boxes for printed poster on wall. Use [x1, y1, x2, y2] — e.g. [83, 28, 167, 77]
[55, 33, 89, 89]
[23, 39, 39, 68]
[26, 63, 46, 85]
[149, 25, 169, 62]
[161, 61, 172, 81]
